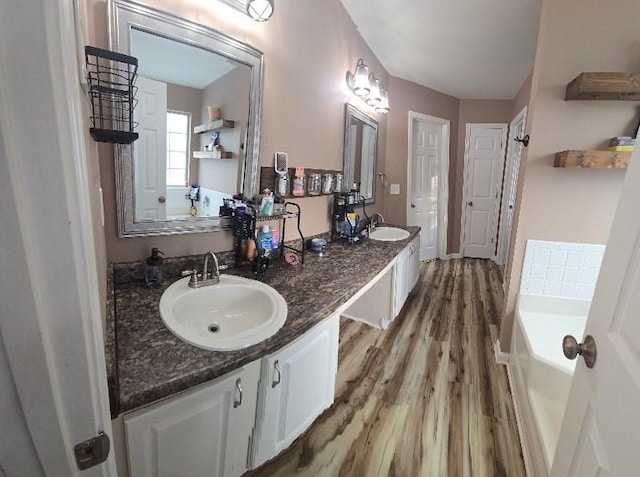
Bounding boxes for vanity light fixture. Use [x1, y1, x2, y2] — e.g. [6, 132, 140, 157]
[346, 58, 389, 113]
[346, 58, 370, 97]
[247, 0, 274, 22]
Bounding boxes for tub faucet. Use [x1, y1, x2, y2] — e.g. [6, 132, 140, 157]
[182, 251, 221, 288]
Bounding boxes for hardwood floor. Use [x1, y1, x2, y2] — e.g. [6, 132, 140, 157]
[245, 259, 525, 477]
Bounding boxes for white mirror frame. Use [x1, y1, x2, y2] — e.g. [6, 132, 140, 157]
[109, 0, 264, 237]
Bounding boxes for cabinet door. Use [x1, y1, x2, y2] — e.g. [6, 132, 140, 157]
[409, 236, 421, 292]
[393, 247, 410, 317]
[125, 360, 260, 477]
[253, 314, 339, 467]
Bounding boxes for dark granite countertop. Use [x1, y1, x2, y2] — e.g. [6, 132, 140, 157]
[113, 226, 420, 414]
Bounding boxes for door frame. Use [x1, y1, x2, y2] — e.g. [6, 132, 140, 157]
[0, 0, 115, 474]
[459, 123, 508, 259]
[406, 111, 450, 260]
[496, 107, 527, 267]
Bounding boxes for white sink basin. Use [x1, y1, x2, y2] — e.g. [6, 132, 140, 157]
[159, 275, 287, 351]
[368, 227, 410, 242]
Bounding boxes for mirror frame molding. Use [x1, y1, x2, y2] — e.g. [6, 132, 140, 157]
[343, 103, 378, 205]
[109, 0, 264, 237]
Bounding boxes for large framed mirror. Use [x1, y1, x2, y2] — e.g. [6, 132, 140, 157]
[342, 103, 378, 204]
[110, 0, 263, 237]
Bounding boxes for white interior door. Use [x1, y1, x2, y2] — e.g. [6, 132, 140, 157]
[551, 147, 640, 476]
[0, 0, 114, 474]
[408, 115, 446, 261]
[461, 124, 506, 259]
[134, 76, 167, 221]
[497, 108, 527, 267]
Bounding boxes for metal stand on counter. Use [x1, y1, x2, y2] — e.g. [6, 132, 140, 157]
[331, 192, 369, 244]
[233, 202, 305, 274]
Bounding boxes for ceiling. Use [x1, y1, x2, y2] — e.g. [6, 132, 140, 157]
[340, 0, 541, 100]
[131, 29, 240, 89]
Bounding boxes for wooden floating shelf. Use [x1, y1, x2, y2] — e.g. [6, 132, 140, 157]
[193, 150, 233, 159]
[554, 150, 631, 169]
[565, 72, 640, 101]
[193, 119, 235, 134]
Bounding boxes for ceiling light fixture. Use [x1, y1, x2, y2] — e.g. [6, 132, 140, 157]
[247, 0, 274, 22]
[345, 58, 389, 114]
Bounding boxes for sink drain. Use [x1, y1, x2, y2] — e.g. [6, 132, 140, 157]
[208, 324, 221, 334]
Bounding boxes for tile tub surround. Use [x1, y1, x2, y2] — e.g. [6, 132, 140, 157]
[111, 227, 420, 414]
[520, 240, 605, 300]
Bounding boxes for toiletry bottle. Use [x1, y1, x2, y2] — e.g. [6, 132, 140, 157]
[257, 225, 273, 258]
[260, 188, 274, 215]
[145, 248, 165, 288]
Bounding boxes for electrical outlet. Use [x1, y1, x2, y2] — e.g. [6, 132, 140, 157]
[390, 184, 400, 195]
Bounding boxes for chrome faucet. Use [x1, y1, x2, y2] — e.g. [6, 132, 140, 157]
[182, 251, 223, 288]
[368, 213, 385, 233]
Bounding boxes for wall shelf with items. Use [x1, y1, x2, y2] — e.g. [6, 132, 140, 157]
[193, 150, 234, 159]
[259, 167, 343, 198]
[233, 202, 305, 273]
[193, 119, 235, 134]
[565, 72, 640, 101]
[554, 150, 631, 169]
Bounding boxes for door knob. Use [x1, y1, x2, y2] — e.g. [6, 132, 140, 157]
[411, 203, 416, 208]
[508, 205, 513, 209]
[563, 334, 597, 368]
[467, 201, 473, 207]
[158, 196, 166, 204]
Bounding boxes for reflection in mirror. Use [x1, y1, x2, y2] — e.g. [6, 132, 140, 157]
[131, 29, 250, 221]
[343, 104, 378, 203]
[111, 0, 263, 237]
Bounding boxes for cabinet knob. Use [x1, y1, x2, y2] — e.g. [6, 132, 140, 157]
[233, 378, 243, 408]
[272, 360, 281, 388]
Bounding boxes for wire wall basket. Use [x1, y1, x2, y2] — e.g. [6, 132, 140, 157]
[85, 45, 139, 144]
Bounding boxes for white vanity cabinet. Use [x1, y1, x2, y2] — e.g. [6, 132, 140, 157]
[252, 313, 340, 468]
[124, 360, 260, 477]
[393, 235, 420, 317]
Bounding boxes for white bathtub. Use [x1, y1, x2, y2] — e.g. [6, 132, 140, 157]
[510, 294, 590, 475]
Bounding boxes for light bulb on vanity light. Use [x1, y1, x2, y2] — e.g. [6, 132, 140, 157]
[366, 76, 381, 106]
[346, 58, 371, 97]
[247, 0, 274, 22]
[375, 88, 389, 113]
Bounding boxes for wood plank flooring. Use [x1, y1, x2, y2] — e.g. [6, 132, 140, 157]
[245, 259, 525, 477]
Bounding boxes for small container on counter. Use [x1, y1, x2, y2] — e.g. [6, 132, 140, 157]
[144, 247, 165, 288]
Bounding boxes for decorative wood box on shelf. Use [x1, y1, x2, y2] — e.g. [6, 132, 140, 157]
[554, 150, 631, 169]
[565, 73, 640, 101]
[193, 150, 233, 159]
[193, 119, 235, 134]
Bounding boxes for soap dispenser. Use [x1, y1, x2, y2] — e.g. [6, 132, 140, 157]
[145, 247, 165, 288]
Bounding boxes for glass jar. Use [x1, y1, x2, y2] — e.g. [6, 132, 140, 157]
[292, 172, 305, 196]
[307, 173, 321, 196]
[322, 173, 333, 194]
[276, 174, 289, 198]
[334, 173, 344, 193]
